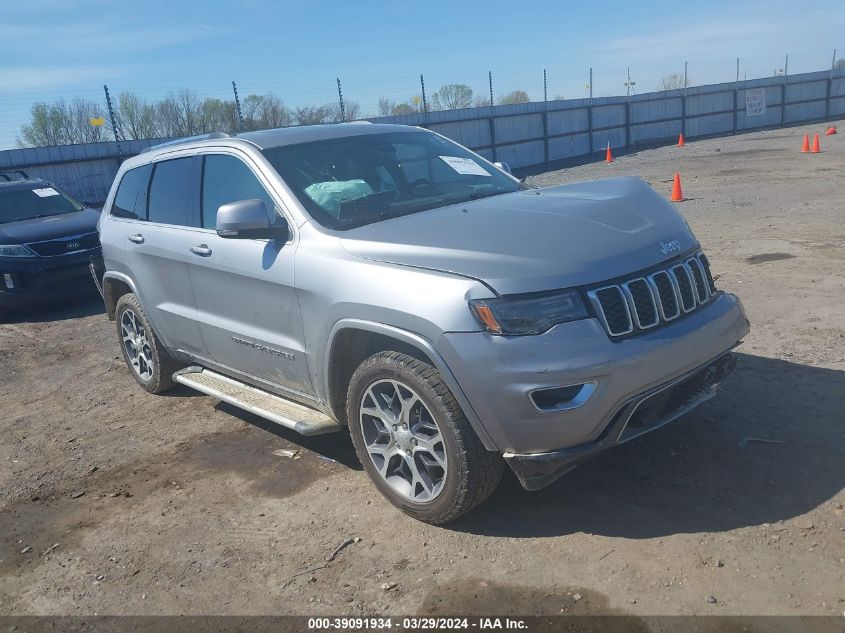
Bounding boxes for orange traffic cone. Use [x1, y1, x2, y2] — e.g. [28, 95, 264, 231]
[825, 126, 837, 135]
[605, 143, 613, 163]
[801, 134, 810, 152]
[811, 133, 821, 153]
[678, 133, 685, 147]
[670, 173, 684, 202]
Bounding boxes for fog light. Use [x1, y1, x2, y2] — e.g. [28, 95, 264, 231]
[530, 381, 597, 412]
[3, 273, 14, 289]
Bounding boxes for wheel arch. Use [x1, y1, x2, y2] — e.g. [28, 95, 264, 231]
[324, 319, 496, 450]
[102, 271, 139, 320]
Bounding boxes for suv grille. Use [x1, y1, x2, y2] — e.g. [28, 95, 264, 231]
[26, 232, 99, 257]
[588, 253, 717, 339]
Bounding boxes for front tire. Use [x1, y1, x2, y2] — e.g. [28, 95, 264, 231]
[347, 351, 503, 524]
[114, 293, 179, 394]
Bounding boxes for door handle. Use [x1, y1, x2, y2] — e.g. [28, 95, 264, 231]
[128, 233, 144, 244]
[190, 244, 213, 257]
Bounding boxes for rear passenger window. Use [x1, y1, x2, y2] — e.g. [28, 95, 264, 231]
[111, 164, 152, 219]
[201, 155, 276, 229]
[148, 158, 196, 226]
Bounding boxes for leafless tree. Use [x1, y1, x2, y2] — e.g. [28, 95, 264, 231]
[472, 95, 491, 108]
[657, 73, 687, 90]
[835, 58, 845, 70]
[377, 97, 397, 116]
[498, 90, 530, 105]
[431, 84, 474, 110]
[242, 94, 292, 131]
[329, 100, 361, 122]
[116, 92, 159, 140]
[294, 104, 334, 125]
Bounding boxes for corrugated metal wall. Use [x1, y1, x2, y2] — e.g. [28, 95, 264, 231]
[2, 68, 843, 204]
[0, 138, 173, 204]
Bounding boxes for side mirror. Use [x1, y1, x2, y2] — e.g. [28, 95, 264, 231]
[216, 199, 288, 240]
[493, 161, 512, 175]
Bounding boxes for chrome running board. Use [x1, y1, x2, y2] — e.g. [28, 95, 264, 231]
[173, 366, 343, 436]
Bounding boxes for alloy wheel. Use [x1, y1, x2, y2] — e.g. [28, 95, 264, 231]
[359, 379, 447, 502]
[120, 309, 155, 382]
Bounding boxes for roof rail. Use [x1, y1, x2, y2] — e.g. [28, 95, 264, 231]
[0, 170, 30, 181]
[146, 132, 230, 152]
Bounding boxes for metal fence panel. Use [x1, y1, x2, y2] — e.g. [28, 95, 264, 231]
[3, 69, 845, 199]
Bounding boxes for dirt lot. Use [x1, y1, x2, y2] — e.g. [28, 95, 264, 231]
[1, 121, 843, 618]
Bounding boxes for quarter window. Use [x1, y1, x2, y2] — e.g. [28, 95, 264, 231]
[147, 158, 196, 226]
[201, 155, 276, 229]
[111, 164, 152, 219]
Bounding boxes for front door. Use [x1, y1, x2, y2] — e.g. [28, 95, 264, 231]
[187, 152, 314, 397]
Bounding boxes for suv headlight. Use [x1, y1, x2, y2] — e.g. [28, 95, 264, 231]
[0, 244, 36, 258]
[470, 289, 588, 335]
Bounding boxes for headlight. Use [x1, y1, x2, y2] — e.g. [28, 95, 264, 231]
[0, 244, 36, 258]
[470, 289, 588, 335]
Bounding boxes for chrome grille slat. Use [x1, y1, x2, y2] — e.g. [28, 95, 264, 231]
[591, 252, 718, 339]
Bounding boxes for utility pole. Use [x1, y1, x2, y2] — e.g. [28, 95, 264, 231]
[833, 49, 838, 71]
[736, 58, 740, 82]
[420, 74, 428, 123]
[103, 84, 122, 161]
[543, 69, 548, 102]
[784, 54, 789, 81]
[588, 67, 593, 100]
[625, 67, 636, 97]
[488, 70, 496, 161]
[232, 81, 244, 132]
[336, 78, 346, 122]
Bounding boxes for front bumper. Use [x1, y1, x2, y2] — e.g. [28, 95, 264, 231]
[0, 249, 101, 308]
[505, 352, 737, 490]
[436, 291, 749, 457]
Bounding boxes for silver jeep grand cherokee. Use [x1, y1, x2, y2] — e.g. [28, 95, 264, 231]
[96, 123, 750, 524]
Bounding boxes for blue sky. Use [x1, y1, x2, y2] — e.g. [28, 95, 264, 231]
[1, 0, 842, 149]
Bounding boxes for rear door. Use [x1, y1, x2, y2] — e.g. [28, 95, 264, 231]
[187, 151, 314, 397]
[121, 155, 206, 355]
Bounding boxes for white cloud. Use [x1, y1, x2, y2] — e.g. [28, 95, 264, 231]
[0, 23, 216, 57]
[0, 66, 122, 91]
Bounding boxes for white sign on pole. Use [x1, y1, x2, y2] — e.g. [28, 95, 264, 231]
[745, 88, 766, 117]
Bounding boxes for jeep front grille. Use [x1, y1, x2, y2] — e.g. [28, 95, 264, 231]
[588, 253, 717, 339]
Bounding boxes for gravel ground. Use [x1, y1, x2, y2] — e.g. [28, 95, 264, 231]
[1, 120, 843, 617]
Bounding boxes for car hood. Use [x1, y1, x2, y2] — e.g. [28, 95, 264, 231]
[340, 176, 698, 294]
[0, 208, 100, 244]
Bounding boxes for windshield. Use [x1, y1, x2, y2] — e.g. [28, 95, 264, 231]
[261, 130, 521, 229]
[0, 185, 84, 224]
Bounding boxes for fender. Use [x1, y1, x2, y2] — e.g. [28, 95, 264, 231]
[101, 271, 140, 319]
[324, 318, 497, 451]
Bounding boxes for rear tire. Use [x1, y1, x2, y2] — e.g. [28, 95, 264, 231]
[114, 293, 179, 394]
[347, 351, 503, 524]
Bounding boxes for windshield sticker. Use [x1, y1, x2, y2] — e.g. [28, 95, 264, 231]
[438, 156, 491, 177]
[32, 187, 60, 197]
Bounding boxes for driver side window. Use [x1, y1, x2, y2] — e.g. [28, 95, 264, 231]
[201, 154, 276, 229]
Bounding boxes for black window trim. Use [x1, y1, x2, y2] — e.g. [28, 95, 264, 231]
[145, 155, 202, 228]
[109, 163, 152, 221]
